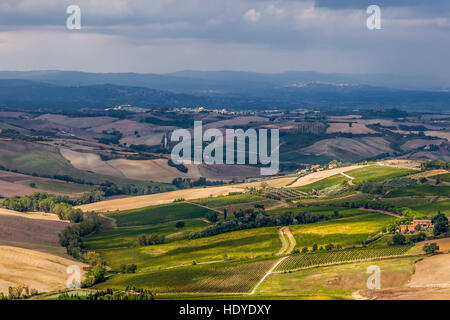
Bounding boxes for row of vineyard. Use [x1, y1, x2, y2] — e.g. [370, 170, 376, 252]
[262, 187, 309, 201]
[275, 246, 414, 272]
[98, 258, 277, 293]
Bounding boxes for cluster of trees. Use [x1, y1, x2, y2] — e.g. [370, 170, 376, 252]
[98, 130, 123, 145]
[58, 288, 154, 300]
[0, 285, 39, 300]
[206, 211, 218, 222]
[168, 159, 188, 173]
[339, 200, 421, 218]
[189, 208, 342, 239]
[294, 243, 343, 254]
[423, 243, 440, 254]
[357, 181, 386, 195]
[59, 213, 102, 258]
[421, 160, 450, 170]
[171, 177, 224, 189]
[137, 234, 165, 246]
[432, 212, 449, 236]
[119, 264, 137, 274]
[2, 192, 83, 222]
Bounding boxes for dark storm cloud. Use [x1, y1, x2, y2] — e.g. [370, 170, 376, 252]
[0, 0, 448, 80]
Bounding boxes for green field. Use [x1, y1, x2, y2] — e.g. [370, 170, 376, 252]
[290, 212, 395, 249]
[384, 185, 450, 198]
[275, 246, 413, 272]
[97, 227, 281, 271]
[95, 258, 276, 293]
[107, 202, 216, 227]
[292, 174, 349, 193]
[84, 219, 211, 250]
[347, 166, 416, 184]
[267, 205, 366, 218]
[193, 193, 265, 208]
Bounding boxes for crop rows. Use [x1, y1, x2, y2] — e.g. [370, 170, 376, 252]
[263, 187, 308, 201]
[275, 246, 413, 272]
[100, 259, 277, 293]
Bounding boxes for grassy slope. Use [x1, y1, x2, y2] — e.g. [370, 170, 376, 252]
[84, 219, 211, 250]
[255, 257, 418, 299]
[385, 185, 450, 198]
[19, 179, 95, 194]
[347, 166, 417, 184]
[97, 227, 281, 271]
[290, 212, 395, 249]
[292, 174, 349, 192]
[193, 193, 265, 207]
[267, 205, 365, 218]
[0, 140, 174, 190]
[107, 202, 215, 227]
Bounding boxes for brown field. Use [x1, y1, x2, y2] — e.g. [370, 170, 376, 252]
[77, 185, 248, 212]
[0, 209, 84, 294]
[301, 137, 393, 160]
[77, 175, 297, 212]
[36, 114, 117, 129]
[357, 239, 450, 300]
[0, 209, 68, 246]
[425, 131, 450, 141]
[203, 116, 267, 129]
[408, 169, 449, 179]
[0, 179, 47, 197]
[326, 122, 375, 134]
[290, 165, 366, 187]
[377, 159, 422, 169]
[0, 246, 86, 294]
[400, 139, 446, 151]
[359, 253, 450, 300]
[416, 238, 450, 253]
[61, 148, 261, 183]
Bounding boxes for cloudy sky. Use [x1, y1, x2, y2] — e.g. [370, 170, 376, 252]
[0, 0, 449, 79]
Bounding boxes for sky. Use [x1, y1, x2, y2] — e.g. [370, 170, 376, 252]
[0, 0, 449, 79]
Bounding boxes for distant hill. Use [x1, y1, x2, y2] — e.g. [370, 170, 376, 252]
[0, 80, 208, 110]
[0, 73, 449, 111]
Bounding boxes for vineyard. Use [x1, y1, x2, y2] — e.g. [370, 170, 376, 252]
[262, 187, 309, 201]
[275, 246, 415, 272]
[95, 258, 277, 293]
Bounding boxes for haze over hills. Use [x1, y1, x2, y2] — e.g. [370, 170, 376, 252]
[0, 73, 449, 111]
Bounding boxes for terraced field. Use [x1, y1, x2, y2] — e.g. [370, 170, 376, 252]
[275, 246, 414, 272]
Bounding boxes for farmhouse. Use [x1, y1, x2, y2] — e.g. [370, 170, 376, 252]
[399, 218, 450, 233]
[400, 220, 433, 233]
